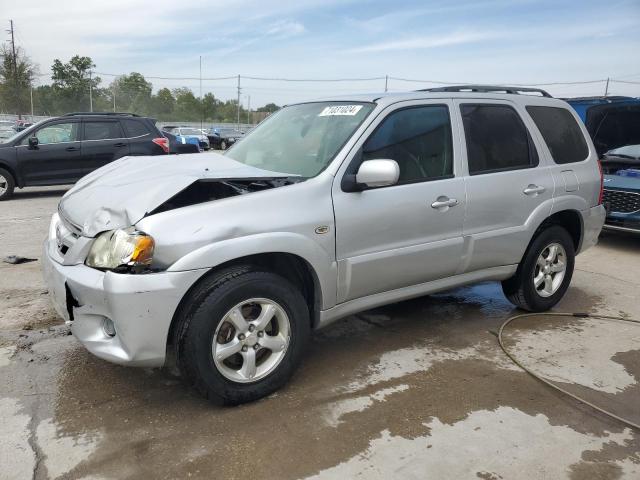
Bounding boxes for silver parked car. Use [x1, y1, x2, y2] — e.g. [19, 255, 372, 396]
[43, 86, 605, 404]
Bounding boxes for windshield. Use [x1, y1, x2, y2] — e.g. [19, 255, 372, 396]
[180, 128, 202, 135]
[607, 144, 640, 158]
[225, 102, 374, 177]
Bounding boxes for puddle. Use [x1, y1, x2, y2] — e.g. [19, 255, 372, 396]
[507, 317, 640, 394]
[305, 407, 635, 480]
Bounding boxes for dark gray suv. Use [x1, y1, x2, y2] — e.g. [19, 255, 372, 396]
[0, 112, 169, 200]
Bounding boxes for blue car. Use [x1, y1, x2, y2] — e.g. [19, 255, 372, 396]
[602, 150, 640, 234]
[567, 97, 640, 234]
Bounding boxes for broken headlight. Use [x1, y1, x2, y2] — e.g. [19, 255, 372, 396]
[85, 228, 155, 271]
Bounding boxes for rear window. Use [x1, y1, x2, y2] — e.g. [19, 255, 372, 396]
[123, 119, 151, 138]
[526, 106, 589, 164]
[84, 121, 124, 140]
[461, 104, 536, 175]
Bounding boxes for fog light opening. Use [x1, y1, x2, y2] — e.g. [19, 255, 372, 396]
[102, 318, 116, 337]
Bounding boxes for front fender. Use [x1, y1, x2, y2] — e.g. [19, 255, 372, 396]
[167, 232, 338, 309]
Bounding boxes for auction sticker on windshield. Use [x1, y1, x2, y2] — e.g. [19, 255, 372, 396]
[318, 105, 363, 116]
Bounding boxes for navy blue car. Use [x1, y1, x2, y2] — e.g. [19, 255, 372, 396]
[567, 97, 640, 234]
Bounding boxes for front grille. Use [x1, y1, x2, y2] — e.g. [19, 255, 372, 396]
[603, 189, 640, 214]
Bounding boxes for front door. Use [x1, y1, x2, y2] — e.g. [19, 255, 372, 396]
[333, 101, 466, 303]
[17, 120, 82, 185]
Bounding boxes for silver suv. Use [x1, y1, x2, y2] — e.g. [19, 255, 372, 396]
[43, 86, 605, 404]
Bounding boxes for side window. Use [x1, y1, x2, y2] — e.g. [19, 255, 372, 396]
[23, 123, 79, 145]
[123, 119, 150, 138]
[461, 104, 536, 175]
[526, 106, 589, 164]
[83, 122, 124, 141]
[362, 105, 453, 183]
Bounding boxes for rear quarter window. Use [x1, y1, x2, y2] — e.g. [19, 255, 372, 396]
[526, 106, 589, 164]
[123, 119, 151, 138]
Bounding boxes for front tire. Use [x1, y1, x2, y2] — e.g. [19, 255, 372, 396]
[0, 167, 15, 201]
[176, 266, 310, 405]
[220, 140, 227, 150]
[502, 225, 575, 312]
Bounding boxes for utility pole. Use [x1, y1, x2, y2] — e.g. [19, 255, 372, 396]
[199, 56, 203, 130]
[604, 77, 610, 97]
[236, 74, 241, 131]
[385, 75, 388, 93]
[9, 20, 17, 76]
[89, 70, 93, 112]
[30, 86, 34, 117]
[247, 95, 251, 125]
[8, 20, 20, 118]
[112, 85, 116, 112]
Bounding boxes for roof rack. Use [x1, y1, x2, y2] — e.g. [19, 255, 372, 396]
[419, 85, 552, 98]
[63, 112, 140, 117]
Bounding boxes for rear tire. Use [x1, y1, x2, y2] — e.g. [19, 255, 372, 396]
[502, 225, 575, 312]
[220, 140, 227, 150]
[0, 168, 15, 201]
[176, 266, 310, 405]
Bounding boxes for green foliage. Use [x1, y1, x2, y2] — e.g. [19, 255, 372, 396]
[257, 103, 280, 113]
[0, 51, 281, 122]
[0, 45, 37, 115]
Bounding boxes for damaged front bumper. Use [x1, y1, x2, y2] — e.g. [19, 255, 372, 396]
[42, 216, 208, 367]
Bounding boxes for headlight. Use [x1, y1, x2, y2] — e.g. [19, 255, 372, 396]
[85, 228, 155, 271]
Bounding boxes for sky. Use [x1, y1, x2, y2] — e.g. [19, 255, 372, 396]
[1, 0, 639, 107]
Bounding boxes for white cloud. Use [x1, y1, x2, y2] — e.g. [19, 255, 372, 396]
[266, 20, 306, 38]
[347, 30, 500, 54]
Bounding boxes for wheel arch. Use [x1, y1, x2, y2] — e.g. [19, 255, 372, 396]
[166, 251, 324, 358]
[0, 161, 20, 188]
[534, 209, 583, 253]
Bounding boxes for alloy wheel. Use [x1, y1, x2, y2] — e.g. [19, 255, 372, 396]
[533, 242, 567, 297]
[212, 298, 291, 383]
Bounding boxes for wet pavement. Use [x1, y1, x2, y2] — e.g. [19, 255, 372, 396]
[1, 187, 639, 479]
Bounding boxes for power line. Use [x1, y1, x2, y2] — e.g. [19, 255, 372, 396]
[29, 69, 640, 88]
[242, 75, 386, 82]
[611, 79, 640, 85]
[94, 72, 237, 81]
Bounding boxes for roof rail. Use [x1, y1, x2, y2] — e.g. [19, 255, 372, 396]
[63, 112, 141, 117]
[419, 85, 552, 98]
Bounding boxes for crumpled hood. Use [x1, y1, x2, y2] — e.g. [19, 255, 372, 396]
[59, 152, 293, 237]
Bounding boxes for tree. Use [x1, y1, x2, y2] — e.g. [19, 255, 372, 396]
[150, 87, 176, 119]
[110, 72, 152, 113]
[202, 92, 220, 121]
[0, 45, 37, 115]
[51, 55, 101, 112]
[173, 88, 201, 121]
[257, 103, 280, 113]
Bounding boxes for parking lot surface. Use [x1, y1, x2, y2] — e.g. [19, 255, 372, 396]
[1, 187, 639, 480]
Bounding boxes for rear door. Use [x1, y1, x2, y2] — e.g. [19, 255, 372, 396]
[80, 120, 130, 173]
[16, 120, 82, 185]
[122, 118, 156, 155]
[455, 100, 554, 272]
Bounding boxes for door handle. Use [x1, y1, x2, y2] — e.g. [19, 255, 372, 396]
[431, 197, 459, 209]
[523, 184, 546, 196]
[114, 142, 127, 148]
[65, 146, 79, 152]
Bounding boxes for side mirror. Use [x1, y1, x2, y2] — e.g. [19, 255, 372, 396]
[28, 136, 39, 149]
[355, 159, 400, 188]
